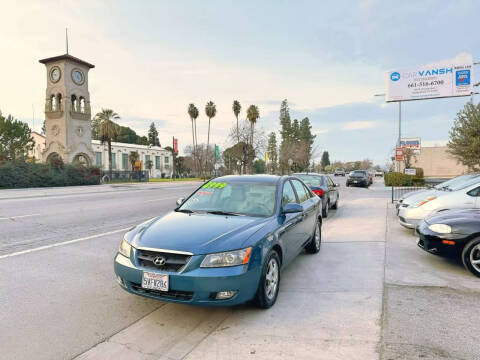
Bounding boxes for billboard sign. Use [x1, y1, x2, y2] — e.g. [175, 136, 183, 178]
[405, 168, 417, 176]
[173, 138, 178, 155]
[400, 137, 421, 149]
[395, 147, 403, 161]
[385, 55, 473, 102]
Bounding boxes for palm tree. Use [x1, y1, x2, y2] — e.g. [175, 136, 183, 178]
[204, 101, 216, 175]
[129, 151, 139, 171]
[96, 109, 120, 175]
[246, 105, 260, 174]
[188, 104, 199, 175]
[232, 100, 241, 143]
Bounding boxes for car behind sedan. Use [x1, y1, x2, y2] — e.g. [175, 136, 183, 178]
[416, 209, 480, 277]
[346, 170, 370, 188]
[114, 175, 322, 308]
[293, 173, 339, 218]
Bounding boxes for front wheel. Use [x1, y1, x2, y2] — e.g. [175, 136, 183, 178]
[305, 220, 322, 254]
[331, 195, 338, 209]
[255, 250, 281, 308]
[462, 237, 480, 278]
[322, 201, 329, 217]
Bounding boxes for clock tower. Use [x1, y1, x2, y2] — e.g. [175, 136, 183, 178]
[39, 54, 95, 165]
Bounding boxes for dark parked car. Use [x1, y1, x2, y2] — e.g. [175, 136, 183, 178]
[416, 209, 480, 277]
[346, 170, 370, 188]
[114, 175, 322, 308]
[293, 173, 339, 218]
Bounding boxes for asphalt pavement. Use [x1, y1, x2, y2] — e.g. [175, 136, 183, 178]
[0, 177, 478, 360]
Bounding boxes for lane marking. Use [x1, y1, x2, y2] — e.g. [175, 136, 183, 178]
[0, 213, 40, 220]
[0, 227, 130, 260]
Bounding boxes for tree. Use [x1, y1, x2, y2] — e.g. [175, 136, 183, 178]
[321, 151, 330, 170]
[137, 136, 149, 146]
[253, 159, 266, 174]
[232, 100, 241, 143]
[298, 117, 316, 171]
[266, 132, 278, 173]
[403, 149, 416, 169]
[188, 104, 199, 175]
[129, 151, 139, 171]
[246, 105, 260, 173]
[117, 125, 139, 144]
[147, 122, 160, 147]
[279, 99, 293, 174]
[447, 101, 480, 170]
[0, 113, 35, 161]
[96, 109, 120, 174]
[91, 116, 101, 140]
[204, 101, 217, 175]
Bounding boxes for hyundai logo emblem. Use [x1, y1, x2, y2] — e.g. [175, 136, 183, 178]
[153, 256, 166, 266]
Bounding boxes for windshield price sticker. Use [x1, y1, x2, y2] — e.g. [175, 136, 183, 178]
[202, 182, 227, 189]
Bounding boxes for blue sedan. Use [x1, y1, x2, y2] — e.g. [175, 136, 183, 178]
[114, 175, 322, 308]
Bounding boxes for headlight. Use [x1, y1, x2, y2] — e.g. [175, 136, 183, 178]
[413, 196, 437, 208]
[118, 238, 132, 258]
[200, 247, 252, 268]
[428, 224, 452, 234]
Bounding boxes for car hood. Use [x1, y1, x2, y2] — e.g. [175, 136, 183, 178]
[425, 209, 480, 234]
[402, 189, 441, 205]
[126, 211, 270, 254]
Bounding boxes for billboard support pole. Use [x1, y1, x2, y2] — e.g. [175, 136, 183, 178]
[397, 101, 402, 172]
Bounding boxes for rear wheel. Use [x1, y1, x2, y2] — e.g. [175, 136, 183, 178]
[305, 220, 321, 254]
[462, 237, 480, 278]
[322, 201, 329, 217]
[255, 250, 281, 308]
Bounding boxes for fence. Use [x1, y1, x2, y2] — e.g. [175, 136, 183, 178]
[100, 170, 150, 183]
[390, 179, 445, 203]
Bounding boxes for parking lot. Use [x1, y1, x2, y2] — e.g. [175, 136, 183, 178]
[1, 178, 479, 360]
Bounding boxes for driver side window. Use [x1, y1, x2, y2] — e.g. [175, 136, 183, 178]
[282, 181, 297, 207]
[467, 186, 480, 197]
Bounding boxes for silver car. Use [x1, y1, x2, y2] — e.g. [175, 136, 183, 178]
[398, 177, 480, 228]
[396, 173, 480, 210]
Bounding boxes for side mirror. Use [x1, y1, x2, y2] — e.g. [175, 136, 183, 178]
[176, 197, 185, 206]
[282, 203, 303, 214]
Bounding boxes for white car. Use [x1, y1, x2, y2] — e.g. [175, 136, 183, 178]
[398, 177, 480, 229]
[396, 173, 480, 210]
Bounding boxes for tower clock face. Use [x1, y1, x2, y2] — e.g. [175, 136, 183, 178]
[50, 66, 61, 83]
[71, 69, 85, 85]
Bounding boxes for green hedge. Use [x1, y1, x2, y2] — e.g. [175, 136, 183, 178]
[0, 161, 101, 189]
[384, 170, 425, 186]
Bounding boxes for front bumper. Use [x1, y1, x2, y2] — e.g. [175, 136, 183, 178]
[114, 252, 262, 306]
[415, 221, 466, 256]
[397, 206, 430, 229]
[347, 179, 368, 187]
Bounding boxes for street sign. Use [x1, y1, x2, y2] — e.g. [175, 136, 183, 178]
[395, 148, 404, 161]
[173, 138, 178, 155]
[215, 145, 220, 159]
[400, 137, 421, 149]
[405, 168, 416, 176]
[385, 55, 473, 102]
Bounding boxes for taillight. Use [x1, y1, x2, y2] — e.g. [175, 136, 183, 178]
[313, 189, 324, 197]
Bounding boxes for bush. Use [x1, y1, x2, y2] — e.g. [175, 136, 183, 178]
[384, 171, 425, 186]
[0, 161, 101, 188]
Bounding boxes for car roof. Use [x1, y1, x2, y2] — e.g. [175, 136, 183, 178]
[292, 173, 326, 177]
[213, 174, 283, 184]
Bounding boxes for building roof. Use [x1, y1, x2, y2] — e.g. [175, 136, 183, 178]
[39, 54, 95, 69]
[91, 140, 169, 152]
[31, 131, 45, 138]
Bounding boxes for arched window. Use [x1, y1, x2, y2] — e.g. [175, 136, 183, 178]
[57, 94, 62, 111]
[79, 97, 86, 113]
[71, 95, 78, 112]
[50, 95, 57, 111]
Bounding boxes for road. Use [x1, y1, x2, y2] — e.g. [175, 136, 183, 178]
[0, 178, 479, 360]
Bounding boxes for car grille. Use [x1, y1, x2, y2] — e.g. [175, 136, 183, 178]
[136, 249, 192, 272]
[130, 283, 193, 301]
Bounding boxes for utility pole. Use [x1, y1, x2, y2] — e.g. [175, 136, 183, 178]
[397, 101, 402, 172]
[172, 136, 176, 179]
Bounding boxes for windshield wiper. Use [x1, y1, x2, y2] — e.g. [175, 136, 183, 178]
[206, 210, 242, 216]
[175, 208, 194, 213]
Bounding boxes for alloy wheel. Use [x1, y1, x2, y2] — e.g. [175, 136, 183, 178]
[265, 258, 279, 300]
[470, 244, 480, 273]
[315, 224, 321, 249]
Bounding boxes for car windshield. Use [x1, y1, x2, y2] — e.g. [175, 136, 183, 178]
[444, 175, 480, 192]
[293, 175, 324, 187]
[434, 174, 480, 191]
[351, 171, 366, 176]
[178, 180, 277, 217]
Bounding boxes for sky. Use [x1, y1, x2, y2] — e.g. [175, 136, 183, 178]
[0, 0, 478, 165]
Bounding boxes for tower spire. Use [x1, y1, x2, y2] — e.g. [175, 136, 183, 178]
[66, 28, 69, 54]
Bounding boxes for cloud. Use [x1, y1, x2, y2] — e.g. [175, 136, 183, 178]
[342, 121, 377, 130]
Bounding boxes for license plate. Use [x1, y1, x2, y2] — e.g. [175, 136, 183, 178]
[142, 271, 169, 291]
[354, 180, 358, 183]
